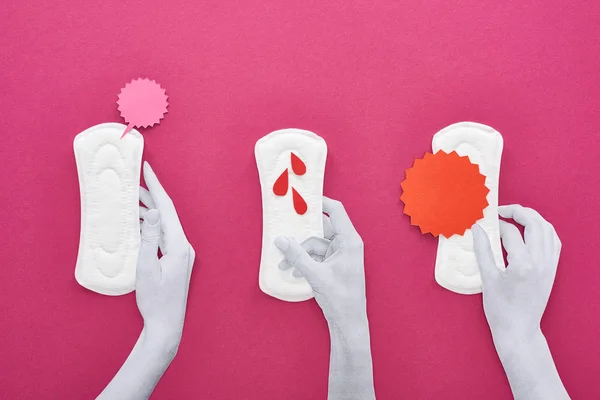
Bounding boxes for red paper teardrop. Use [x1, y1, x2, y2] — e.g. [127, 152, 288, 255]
[273, 169, 289, 196]
[291, 152, 306, 176]
[292, 187, 307, 215]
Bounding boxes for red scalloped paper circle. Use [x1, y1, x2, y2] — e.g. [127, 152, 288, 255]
[400, 151, 489, 238]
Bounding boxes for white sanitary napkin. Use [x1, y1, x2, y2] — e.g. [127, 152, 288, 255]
[432, 122, 505, 294]
[73, 122, 144, 295]
[255, 129, 327, 302]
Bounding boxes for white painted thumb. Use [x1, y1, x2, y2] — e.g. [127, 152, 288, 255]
[472, 224, 500, 285]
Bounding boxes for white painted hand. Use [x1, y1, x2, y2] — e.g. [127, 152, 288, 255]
[138, 162, 196, 349]
[275, 197, 375, 400]
[473, 205, 561, 338]
[98, 162, 195, 400]
[276, 196, 366, 325]
[473, 204, 569, 400]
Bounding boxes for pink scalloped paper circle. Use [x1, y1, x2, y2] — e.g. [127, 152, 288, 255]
[117, 78, 168, 137]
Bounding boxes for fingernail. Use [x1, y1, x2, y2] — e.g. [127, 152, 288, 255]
[145, 209, 160, 226]
[274, 237, 289, 251]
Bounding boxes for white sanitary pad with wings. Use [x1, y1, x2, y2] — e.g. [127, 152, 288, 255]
[255, 129, 327, 302]
[432, 122, 505, 294]
[73, 122, 144, 295]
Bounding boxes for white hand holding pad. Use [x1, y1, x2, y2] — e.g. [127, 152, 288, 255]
[97, 162, 196, 400]
[74, 122, 143, 295]
[432, 122, 505, 294]
[275, 198, 376, 400]
[472, 206, 570, 399]
[255, 129, 327, 302]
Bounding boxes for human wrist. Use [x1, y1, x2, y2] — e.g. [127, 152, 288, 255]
[327, 310, 375, 400]
[326, 302, 368, 330]
[491, 324, 569, 399]
[142, 325, 182, 361]
[328, 310, 371, 348]
[491, 323, 542, 353]
[491, 324, 547, 373]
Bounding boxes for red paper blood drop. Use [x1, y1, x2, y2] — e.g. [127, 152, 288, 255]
[292, 187, 308, 215]
[291, 152, 306, 176]
[273, 169, 289, 196]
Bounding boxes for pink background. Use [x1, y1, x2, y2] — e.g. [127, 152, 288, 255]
[1, 1, 599, 399]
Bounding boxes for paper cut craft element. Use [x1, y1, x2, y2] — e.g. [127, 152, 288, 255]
[291, 152, 306, 175]
[271, 153, 309, 215]
[273, 169, 289, 196]
[73, 122, 144, 295]
[292, 187, 308, 215]
[255, 129, 327, 302]
[400, 150, 489, 238]
[117, 78, 168, 138]
[432, 122, 505, 294]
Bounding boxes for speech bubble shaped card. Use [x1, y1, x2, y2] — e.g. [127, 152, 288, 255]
[117, 78, 168, 138]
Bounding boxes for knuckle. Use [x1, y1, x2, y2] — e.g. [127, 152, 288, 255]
[287, 250, 302, 269]
[554, 234, 562, 250]
[141, 232, 160, 245]
[187, 246, 196, 264]
[526, 207, 544, 221]
[352, 236, 364, 249]
[331, 200, 344, 210]
[340, 234, 363, 251]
